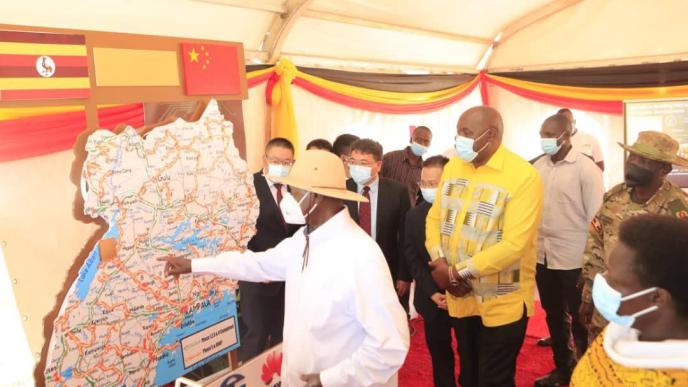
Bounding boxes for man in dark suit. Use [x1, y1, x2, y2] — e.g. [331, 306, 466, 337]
[240, 137, 300, 362]
[344, 139, 412, 305]
[405, 155, 456, 387]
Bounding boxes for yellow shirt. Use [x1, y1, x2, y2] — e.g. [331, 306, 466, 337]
[425, 145, 543, 327]
[571, 327, 688, 386]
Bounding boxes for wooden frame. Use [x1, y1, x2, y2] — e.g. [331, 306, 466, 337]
[0, 23, 248, 132]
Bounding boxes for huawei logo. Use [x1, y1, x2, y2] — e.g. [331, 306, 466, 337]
[260, 351, 283, 386]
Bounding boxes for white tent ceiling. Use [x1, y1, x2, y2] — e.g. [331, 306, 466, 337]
[2, 0, 688, 73]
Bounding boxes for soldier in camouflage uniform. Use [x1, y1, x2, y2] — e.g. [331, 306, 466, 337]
[579, 131, 688, 343]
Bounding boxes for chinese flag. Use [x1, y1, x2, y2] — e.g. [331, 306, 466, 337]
[181, 43, 241, 96]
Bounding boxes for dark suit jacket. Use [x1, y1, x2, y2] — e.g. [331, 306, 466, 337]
[403, 200, 441, 319]
[345, 177, 411, 283]
[243, 172, 300, 296]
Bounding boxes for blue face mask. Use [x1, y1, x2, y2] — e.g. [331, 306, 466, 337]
[592, 273, 658, 328]
[420, 187, 437, 203]
[268, 163, 291, 178]
[540, 132, 565, 155]
[410, 142, 428, 156]
[454, 130, 489, 162]
[349, 165, 373, 185]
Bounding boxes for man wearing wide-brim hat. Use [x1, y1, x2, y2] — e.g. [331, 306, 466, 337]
[579, 130, 688, 344]
[160, 150, 409, 387]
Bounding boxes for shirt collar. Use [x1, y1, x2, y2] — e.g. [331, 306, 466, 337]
[404, 146, 421, 163]
[263, 171, 284, 189]
[484, 144, 506, 171]
[547, 147, 578, 165]
[306, 208, 354, 241]
[357, 175, 379, 193]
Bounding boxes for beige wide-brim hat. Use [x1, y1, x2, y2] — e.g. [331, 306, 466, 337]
[275, 149, 368, 202]
[619, 130, 688, 167]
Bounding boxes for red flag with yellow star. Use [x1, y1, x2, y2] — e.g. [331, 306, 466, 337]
[180, 43, 241, 96]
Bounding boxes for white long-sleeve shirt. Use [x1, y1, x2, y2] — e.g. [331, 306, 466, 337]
[192, 209, 409, 387]
[534, 150, 604, 269]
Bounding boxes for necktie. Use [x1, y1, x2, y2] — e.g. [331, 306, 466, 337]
[359, 185, 371, 235]
[274, 183, 287, 230]
[274, 183, 284, 205]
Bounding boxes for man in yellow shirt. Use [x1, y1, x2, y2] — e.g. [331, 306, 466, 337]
[427, 106, 544, 387]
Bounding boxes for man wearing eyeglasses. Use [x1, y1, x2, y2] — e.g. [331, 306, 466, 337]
[239, 137, 300, 362]
[344, 139, 413, 306]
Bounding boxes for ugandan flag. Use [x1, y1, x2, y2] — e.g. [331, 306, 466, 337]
[0, 30, 90, 101]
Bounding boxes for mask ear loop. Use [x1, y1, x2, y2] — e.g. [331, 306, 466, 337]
[621, 287, 660, 319]
[474, 128, 491, 153]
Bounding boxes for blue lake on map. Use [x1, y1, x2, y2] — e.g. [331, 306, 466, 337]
[153, 290, 239, 385]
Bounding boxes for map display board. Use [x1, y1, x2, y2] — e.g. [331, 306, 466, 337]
[44, 99, 258, 385]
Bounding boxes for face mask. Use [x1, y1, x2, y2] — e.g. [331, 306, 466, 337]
[349, 165, 373, 185]
[268, 163, 291, 178]
[420, 187, 437, 203]
[541, 132, 565, 155]
[592, 273, 658, 327]
[410, 142, 428, 156]
[454, 130, 489, 162]
[279, 192, 318, 225]
[624, 163, 654, 187]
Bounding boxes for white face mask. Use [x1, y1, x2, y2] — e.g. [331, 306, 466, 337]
[349, 165, 373, 185]
[279, 191, 318, 225]
[592, 273, 658, 328]
[454, 130, 489, 162]
[420, 187, 437, 203]
[268, 163, 291, 178]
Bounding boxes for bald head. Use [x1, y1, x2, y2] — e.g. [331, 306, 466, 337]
[542, 114, 572, 135]
[458, 106, 504, 137]
[456, 106, 504, 166]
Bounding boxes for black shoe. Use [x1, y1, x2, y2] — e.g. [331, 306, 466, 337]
[534, 369, 571, 387]
[537, 336, 552, 347]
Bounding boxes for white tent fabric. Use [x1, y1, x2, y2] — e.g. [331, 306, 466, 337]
[6, 0, 685, 73]
[243, 82, 624, 186]
[242, 83, 483, 170]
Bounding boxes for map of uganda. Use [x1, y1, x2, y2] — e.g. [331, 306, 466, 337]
[44, 99, 259, 386]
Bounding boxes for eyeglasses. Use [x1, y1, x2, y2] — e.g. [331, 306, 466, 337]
[265, 157, 294, 166]
[418, 181, 439, 189]
[346, 157, 377, 167]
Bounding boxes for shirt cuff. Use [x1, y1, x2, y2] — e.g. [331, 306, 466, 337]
[428, 245, 445, 261]
[191, 257, 217, 274]
[455, 259, 478, 280]
[319, 367, 341, 387]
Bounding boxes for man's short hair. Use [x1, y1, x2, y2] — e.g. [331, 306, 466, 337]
[350, 139, 383, 161]
[306, 138, 334, 153]
[265, 137, 294, 153]
[619, 214, 688, 317]
[413, 126, 432, 135]
[333, 134, 360, 157]
[557, 108, 572, 115]
[543, 114, 573, 134]
[423, 155, 449, 169]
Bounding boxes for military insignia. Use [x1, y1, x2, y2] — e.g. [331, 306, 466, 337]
[667, 199, 688, 219]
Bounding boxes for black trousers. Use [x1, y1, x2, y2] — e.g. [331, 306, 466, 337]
[451, 307, 528, 387]
[238, 282, 285, 362]
[418, 307, 456, 387]
[536, 263, 587, 371]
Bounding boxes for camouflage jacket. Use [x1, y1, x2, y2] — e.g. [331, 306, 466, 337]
[581, 180, 688, 328]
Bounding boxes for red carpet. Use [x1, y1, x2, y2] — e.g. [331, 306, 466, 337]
[399, 303, 554, 386]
